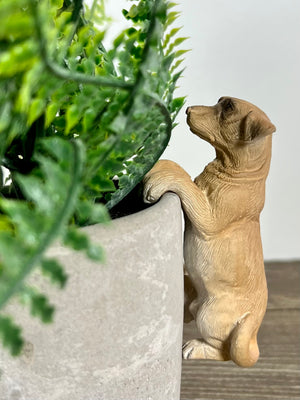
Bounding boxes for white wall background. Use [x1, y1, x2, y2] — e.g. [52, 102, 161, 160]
[105, 0, 300, 261]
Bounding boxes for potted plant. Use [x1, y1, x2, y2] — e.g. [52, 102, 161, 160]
[0, 0, 186, 398]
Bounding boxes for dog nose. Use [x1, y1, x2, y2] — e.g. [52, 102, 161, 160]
[186, 107, 192, 115]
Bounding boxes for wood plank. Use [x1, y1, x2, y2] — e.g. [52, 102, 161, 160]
[265, 262, 300, 309]
[181, 262, 300, 400]
[181, 310, 300, 400]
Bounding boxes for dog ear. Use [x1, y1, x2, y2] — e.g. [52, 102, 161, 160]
[240, 112, 276, 142]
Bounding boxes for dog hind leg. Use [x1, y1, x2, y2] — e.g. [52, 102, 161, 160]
[184, 274, 197, 323]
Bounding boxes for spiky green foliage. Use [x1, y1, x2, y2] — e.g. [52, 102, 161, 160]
[0, 0, 186, 355]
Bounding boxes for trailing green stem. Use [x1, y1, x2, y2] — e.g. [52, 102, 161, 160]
[58, 0, 83, 64]
[124, 0, 160, 114]
[86, 0, 166, 187]
[0, 140, 83, 310]
[85, 135, 118, 179]
[106, 95, 172, 210]
[89, 0, 98, 22]
[30, 0, 133, 89]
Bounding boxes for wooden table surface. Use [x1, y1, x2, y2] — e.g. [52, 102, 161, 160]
[181, 261, 300, 400]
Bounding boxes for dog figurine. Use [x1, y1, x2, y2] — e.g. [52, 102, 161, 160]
[143, 97, 275, 367]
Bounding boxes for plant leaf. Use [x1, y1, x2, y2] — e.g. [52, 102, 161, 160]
[41, 258, 68, 288]
[29, 291, 55, 323]
[63, 227, 105, 262]
[0, 315, 24, 356]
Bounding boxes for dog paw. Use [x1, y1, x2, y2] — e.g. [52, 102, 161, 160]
[143, 160, 187, 204]
[182, 339, 205, 360]
[143, 182, 165, 204]
[143, 170, 170, 204]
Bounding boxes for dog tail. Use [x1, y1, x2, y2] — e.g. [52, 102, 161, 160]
[230, 313, 260, 368]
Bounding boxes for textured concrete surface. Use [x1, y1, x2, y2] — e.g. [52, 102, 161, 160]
[0, 193, 184, 400]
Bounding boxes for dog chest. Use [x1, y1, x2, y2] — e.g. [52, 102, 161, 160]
[195, 169, 265, 231]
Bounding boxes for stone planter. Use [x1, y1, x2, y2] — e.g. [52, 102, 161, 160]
[0, 193, 184, 400]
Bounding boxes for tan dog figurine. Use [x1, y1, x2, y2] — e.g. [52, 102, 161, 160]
[143, 97, 275, 367]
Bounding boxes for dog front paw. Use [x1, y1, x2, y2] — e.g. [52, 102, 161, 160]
[143, 159, 189, 204]
[143, 180, 167, 204]
[143, 164, 172, 203]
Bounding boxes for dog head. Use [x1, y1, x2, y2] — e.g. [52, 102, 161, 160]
[186, 97, 276, 152]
